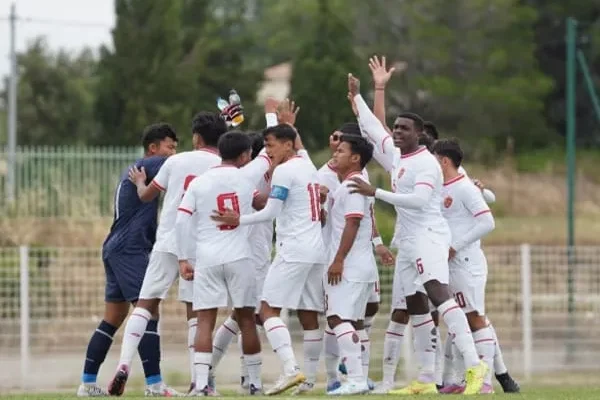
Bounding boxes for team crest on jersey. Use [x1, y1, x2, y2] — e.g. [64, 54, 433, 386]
[444, 196, 453, 208]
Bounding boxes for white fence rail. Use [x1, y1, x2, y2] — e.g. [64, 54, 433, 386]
[0, 146, 142, 217]
[1, 244, 599, 391]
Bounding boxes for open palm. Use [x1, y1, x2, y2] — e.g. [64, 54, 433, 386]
[369, 55, 395, 87]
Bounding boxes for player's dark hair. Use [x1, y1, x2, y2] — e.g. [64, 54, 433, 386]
[337, 122, 361, 136]
[246, 131, 264, 160]
[398, 112, 424, 132]
[423, 121, 439, 140]
[431, 138, 463, 168]
[192, 111, 227, 147]
[217, 131, 252, 161]
[419, 133, 435, 150]
[141, 123, 178, 151]
[262, 124, 297, 144]
[341, 134, 374, 169]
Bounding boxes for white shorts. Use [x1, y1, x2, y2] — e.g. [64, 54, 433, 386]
[325, 278, 374, 321]
[261, 255, 324, 312]
[449, 252, 488, 315]
[254, 261, 270, 312]
[139, 250, 179, 300]
[178, 258, 195, 303]
[193, 258, 256, 310]
[367, 275, 381, 304]
[392, 233, 450, 310]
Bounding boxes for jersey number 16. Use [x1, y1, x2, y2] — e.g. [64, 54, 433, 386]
[307, 183, 321, 222]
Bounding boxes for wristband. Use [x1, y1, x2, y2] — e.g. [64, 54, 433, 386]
[372, 236, 383, 247]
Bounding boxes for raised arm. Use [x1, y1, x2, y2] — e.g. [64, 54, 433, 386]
[368, 55, 395, 133]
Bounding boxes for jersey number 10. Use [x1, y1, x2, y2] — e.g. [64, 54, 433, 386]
[217, 192, 241, 231]
[307, 183, 321, 222]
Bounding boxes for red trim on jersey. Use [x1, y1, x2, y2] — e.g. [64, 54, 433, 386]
[343, 171, 363, 181]
[150, 180, 165, 191]
[382, 135, 392, 153]
[473, 209, 492, 217]
[199, 146, 219, 155]
[292, 155, 303, 159]
[178, 207, 193, 215]
[345, 212, 364, 219]
[211, 164, 236, 169]
[415, 181, 434, 189]
[259, 154, 272, 166]
[443, 174, 466, 186]
[400, 146, 427, 159]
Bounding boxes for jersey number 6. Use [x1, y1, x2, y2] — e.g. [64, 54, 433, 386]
[217, 192, 241, 231]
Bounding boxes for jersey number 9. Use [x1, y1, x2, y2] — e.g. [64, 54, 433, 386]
[217, 192, 241, 231]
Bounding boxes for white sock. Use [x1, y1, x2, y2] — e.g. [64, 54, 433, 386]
[324, 329, 339, 384]
[187, 318, 197, 383]
[438, 299, 479, 367]
[263, 317, 298, 376]
[333, 322, 363, 384]
[244, 353, 262, 389]
[357, 329, 370, 380]
[411, 314, 436, 383]
[442, 332, 460, 386]
[381, 320, 406, 384]
[303, 329, 322, 384]
[237, 334, 248, 382]
[473, 327, 495, 385]
[211, 316, 240, 371]
[451, 338, 465, 383]
[364, 315, 375, 336]
[434, 326, 444, 387]
[194, 352, 212, 390]
[118, 307, 151, 367]
[487, 321, 508, 374]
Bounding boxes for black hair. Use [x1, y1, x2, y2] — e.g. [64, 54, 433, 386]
[262, 124, 297, 144]
[423, 121, 439, 139]
[217, 131, 252, 161]
[340, 134, 374, 169]
[141, 123, 178, 151]
[418, 132, 435, 150]
[192, 111, 227, 147]
[337, 122, 361, 136]
[397, 112, 424, 131]
[431, 138, 463, 168]
[246, 131, 264, 160]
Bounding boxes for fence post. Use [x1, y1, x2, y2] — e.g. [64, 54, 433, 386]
[19, 245, 30, 390]
[520, 243, 532, 380]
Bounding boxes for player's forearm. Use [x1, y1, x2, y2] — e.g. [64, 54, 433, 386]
[174, 211, 193, 261]
[354, 94, 395, 159]
[333, 219, 361, 263]
[373, 86, 389, 133]
[239, 198, 283, 225]
[374, 185, 432, 209]
[482, 188, 496, 204]
[136, 181, 161, 202]
[452, 212, 495, 251]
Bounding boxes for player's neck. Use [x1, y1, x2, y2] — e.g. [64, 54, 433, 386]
[443, 168, 460, 183]
[281, 150, 297, 163]
[401, 143, 420, 155]
[220, 160, 237, 168]
[195, 144, 218, 153]
[340, 167, 361, 181]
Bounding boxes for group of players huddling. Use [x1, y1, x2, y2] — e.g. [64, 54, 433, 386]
[76, 56, 521, 397]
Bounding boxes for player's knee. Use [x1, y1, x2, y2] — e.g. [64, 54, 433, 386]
[297, 310, 319, 330]
[104, 301, 129, 327]
[258, 301, 278, 322]
[466, 312, 487, 331]
[391, 309, 409, 324]
[423, 280, 450, 307]
[365, 302, 379, 317]
[327, 315, 343, 330]
[405, 292, 430, 314]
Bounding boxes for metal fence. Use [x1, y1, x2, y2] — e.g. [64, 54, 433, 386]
[1, 245, 599, 391]
[0, 146, 142, 217]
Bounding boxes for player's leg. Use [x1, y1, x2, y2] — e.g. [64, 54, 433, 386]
[259, 257, 310, 395]
[417, 236, 486, 395]
[356, 282, 380, 390]
[291, 263, 325, 395]
[487, 318, 520, 392]
[108, 251, 177, 396]
[430, 309, 445, 390]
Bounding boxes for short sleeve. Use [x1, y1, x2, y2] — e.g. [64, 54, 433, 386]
[151, 156, 172, 191]
[461, 182, 491, 217]
[178, 185, 196, 215]
[138, 156, 167, 182]
[269, 165, 293, 201]
[240, 151, 271, 186]
[343, 182, 367, 219]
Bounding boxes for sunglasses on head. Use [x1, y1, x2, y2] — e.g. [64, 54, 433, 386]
[331, 134, 341, 141]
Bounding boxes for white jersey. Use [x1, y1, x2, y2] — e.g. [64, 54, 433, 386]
[440, 174, 492, 256]
[271, 156, 326, 264]
[328, 171, 378, 283]
[151, 149, 221, 255]
[249, 172, 274, 266]
[178, 166, 256, 267]
[390, 146, 450, 243]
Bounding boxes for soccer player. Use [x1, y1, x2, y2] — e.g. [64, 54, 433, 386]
[212, 123, 326, 396]
[316, 124, 394, 393]
[107, 112, 227, 396]
[176, 131, 274, 396]
[323, 134, 377, 395]
[77, 123, 178, 397]
[347, 73, 488, 395]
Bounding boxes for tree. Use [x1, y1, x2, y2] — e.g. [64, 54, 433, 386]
[0, 38, 99, 146]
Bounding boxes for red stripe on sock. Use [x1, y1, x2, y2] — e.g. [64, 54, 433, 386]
[223, 324, 237, 335]
[267, 325, 286, 332]
[360, 340, 370, 343]
[385, 331, 404, 337]
[441, 305, 460, 318]
[475, 338, 495, 344]
[337, 331, 354, 339]
[325, 330, 335, 335]
[304, 338, 323, 342]
[132, 313, 149, 321]
[413, 318, 433, 328]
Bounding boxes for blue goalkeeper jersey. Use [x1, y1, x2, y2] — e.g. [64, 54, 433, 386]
[102, 155, 167, 256]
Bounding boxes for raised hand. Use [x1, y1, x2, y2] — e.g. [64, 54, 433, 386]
[347, 92, 358, 116]
[264, 97, 279, 114]
[348, 73, 360, 98]
[277, 98, 300, 126]
[369, 55, 395, 88]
